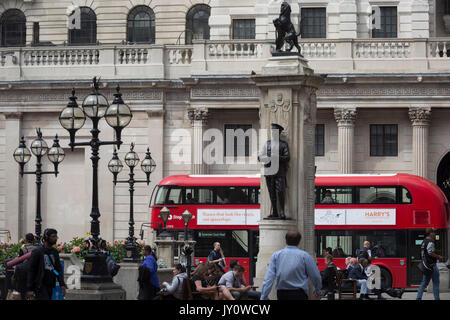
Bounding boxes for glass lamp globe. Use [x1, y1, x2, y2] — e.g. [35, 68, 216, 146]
[13, 138, 31, 164]
[125, 145, 140, 168]
[47, 135, 65, 164]
[59, 89, 86, 130]
[141, 148, 156, 174]
[105, 85, 132, 130]
[108, 152, 124, 174]
[30, 134, 48, 157]
[82, 77, 109, 119]
[182, 210, 193, 225]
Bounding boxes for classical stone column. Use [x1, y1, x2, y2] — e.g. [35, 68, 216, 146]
[4, 112, 23, 241]
[409, 107, 431, 179]
[334, 108, 357, 174]
[252, 55, 324, 299]
[188, 108, 208, 174]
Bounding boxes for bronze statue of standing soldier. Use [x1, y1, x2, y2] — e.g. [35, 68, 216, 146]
[258, 123, 290, 220]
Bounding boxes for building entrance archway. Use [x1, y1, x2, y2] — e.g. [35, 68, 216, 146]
[436, 152, 450, 201]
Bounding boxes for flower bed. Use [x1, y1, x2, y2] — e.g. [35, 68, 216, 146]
[1, 236, 146, 274]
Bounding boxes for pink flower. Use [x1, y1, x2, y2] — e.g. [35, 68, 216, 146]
[121, 240, 125, 245]
[1, 249, 5, 253]
[71, 246, 80, 253]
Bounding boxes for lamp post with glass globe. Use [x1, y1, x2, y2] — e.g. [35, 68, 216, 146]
[108, 143, 156, 262]
[158, 206, 171, 238]
[59, 77, 132, 280]
[13, 128, 65, 241]
[181, 210, 193, 277]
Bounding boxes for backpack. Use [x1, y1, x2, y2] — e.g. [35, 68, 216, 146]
[12, 260, 30, 294]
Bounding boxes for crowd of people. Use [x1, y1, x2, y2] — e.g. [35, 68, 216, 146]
[3, 227, 446, 301]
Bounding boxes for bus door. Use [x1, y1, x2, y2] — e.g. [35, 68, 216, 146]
[407, 230, 425, 286]
[248, 229, 259, 286]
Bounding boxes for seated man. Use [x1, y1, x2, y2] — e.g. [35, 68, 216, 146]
[320, 255, 337, 299]
[227, 260, 261, 300]
[218, 264, 252, 300]
[348, 258, 370, 300]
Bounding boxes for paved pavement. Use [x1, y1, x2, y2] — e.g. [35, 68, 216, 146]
[384, 290, 450, 300]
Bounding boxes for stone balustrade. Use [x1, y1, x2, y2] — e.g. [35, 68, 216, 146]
[1, 38, 450, 82]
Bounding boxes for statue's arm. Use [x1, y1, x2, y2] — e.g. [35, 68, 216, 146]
[280, 142, 290, 162]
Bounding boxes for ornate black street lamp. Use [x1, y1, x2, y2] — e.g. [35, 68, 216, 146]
[181, 210, 193, 277]
[13, 128, 65, 241]
[108, 143, 156, 262]
[59, 77, 132, 281]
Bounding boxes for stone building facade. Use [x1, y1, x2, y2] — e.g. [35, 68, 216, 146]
[1, 0, 450, 244]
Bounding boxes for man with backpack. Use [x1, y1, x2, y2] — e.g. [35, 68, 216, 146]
[416, 227, 444, 300]
[26, 228, 66, 300]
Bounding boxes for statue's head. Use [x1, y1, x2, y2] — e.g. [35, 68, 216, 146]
[271, 123, 284, 137]
[281, 2, 291, 16]
[277, 93, 283, 102]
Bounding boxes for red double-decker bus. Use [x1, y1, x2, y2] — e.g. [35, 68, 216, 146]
[150, 173, 449, 287]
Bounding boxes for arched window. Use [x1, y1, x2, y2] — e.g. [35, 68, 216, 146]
[0, 9, 26, 47]
[69, 7, 97, 45]
[127, 6, 155, 44]
[186, 4, 210, 44]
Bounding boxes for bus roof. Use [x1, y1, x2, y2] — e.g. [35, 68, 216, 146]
[158, 175, 261, 187]
[157, 173, 448, 203]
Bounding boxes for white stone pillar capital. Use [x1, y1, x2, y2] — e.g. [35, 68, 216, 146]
[334, 108, 357, 126]
[188, 107, 209, 126]
[409, 107, 431, 126]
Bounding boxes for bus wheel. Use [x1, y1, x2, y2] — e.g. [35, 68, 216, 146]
[380, 267, 392, 289]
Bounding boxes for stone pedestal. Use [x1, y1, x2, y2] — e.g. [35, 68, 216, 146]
[253, 219, 298, 300]
[252, 54, 324, 299]
[65, 281, 126, 300]
[154, 238, 176, 268]
[113, 262, 140, 300]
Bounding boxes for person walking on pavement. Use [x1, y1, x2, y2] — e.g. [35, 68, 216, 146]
[416, 227, 444, 300]
[359, 240, 377, 264]
[207, 242, 226, 273]
[260, 230, 322, 300]
[26, 228, 66, 300]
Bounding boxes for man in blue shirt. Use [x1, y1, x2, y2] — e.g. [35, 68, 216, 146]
[138, 245, 160, 300]
[260, 230, 322, 300]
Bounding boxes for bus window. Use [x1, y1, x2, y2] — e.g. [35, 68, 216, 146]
[194, 230, 229, 257]
[355, 230, 406, 258]
[358, 187, 396, 204]
[167, 187, 182, 204]
[154, 186, 169, 205]
[318, 187, 352, 204]
[317, 230, 353, 257]
[185, 187, 197, 204]
[216, 187, 248, 204]
[249, 188, 259, 204]
[198, 188, 214, 204]
[231, 230, 249, 257]
[401, 187, 413, 204]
